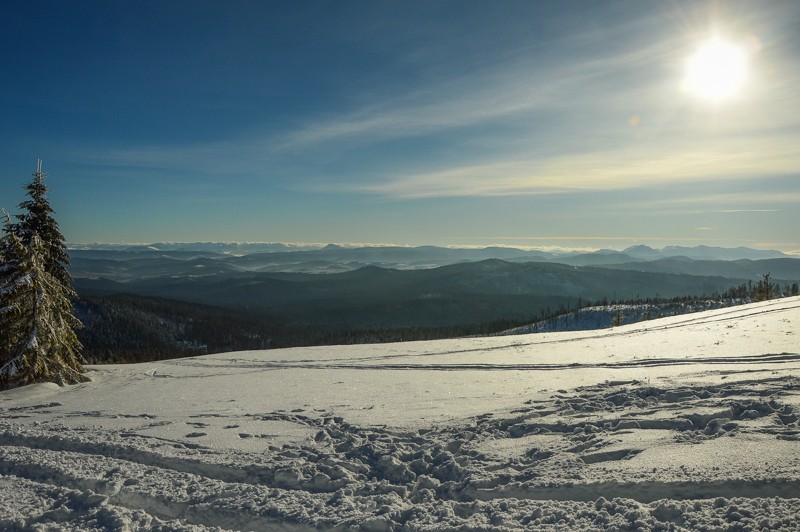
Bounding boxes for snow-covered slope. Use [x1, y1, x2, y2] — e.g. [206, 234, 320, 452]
[498, 299, 750, 335]
[1, 297, 799, 530]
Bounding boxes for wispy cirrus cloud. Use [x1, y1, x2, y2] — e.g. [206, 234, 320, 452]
[61, 3, 800, 212]
[319, 135, 799, 199]
[68, 18, 685, 178]
[273, 35, 684, 152]
[645, 190, 800, 210]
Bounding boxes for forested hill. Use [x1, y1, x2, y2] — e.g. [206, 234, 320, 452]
[68, 245, 800, 363]
[74, 260, 760, 327]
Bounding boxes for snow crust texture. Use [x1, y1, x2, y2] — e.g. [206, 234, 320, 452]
[1, 297, 799, 530]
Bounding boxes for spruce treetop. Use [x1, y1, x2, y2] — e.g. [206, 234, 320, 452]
[14, 160, 71, 286]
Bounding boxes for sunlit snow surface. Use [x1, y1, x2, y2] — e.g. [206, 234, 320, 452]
[1, 297, 799, 530]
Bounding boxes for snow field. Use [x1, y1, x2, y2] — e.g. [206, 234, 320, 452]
[1, 297, 799, 530]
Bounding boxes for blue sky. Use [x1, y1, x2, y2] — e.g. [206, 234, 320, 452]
[1, 1, 798, 252]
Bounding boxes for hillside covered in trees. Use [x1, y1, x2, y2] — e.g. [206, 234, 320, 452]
[73, 263, 798, 363]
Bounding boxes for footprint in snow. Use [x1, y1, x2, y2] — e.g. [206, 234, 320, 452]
[185, 432, 207, 438]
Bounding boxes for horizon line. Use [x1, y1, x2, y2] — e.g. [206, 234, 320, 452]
[65, 241, 799, 256]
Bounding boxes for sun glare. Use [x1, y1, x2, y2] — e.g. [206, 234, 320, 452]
[683, 38, 747, 103]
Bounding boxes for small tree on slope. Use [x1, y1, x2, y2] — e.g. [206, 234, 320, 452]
[0, 162, 86, 388]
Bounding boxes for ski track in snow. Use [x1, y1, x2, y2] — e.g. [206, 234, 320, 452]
[179, 352, 800, 372]
[1, 297, 799, 530]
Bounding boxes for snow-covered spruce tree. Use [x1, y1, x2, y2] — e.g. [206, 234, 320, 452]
[14, 160, 73, 285]
[0, 216, 22, 365]
[0, 162, 87, 388]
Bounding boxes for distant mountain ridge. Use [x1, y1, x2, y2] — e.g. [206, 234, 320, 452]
[67, 243, 791, 277]
[623, 244, 788, 261]
[68, 242, 322, 254]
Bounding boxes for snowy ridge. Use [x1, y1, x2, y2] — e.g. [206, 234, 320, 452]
[497, 300, 744, 335]
[1, 297, 799, 530]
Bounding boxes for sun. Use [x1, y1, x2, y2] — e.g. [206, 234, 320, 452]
[682, 38, 747, 103]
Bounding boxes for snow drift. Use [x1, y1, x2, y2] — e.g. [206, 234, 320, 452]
[1, 297, 799, 530]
